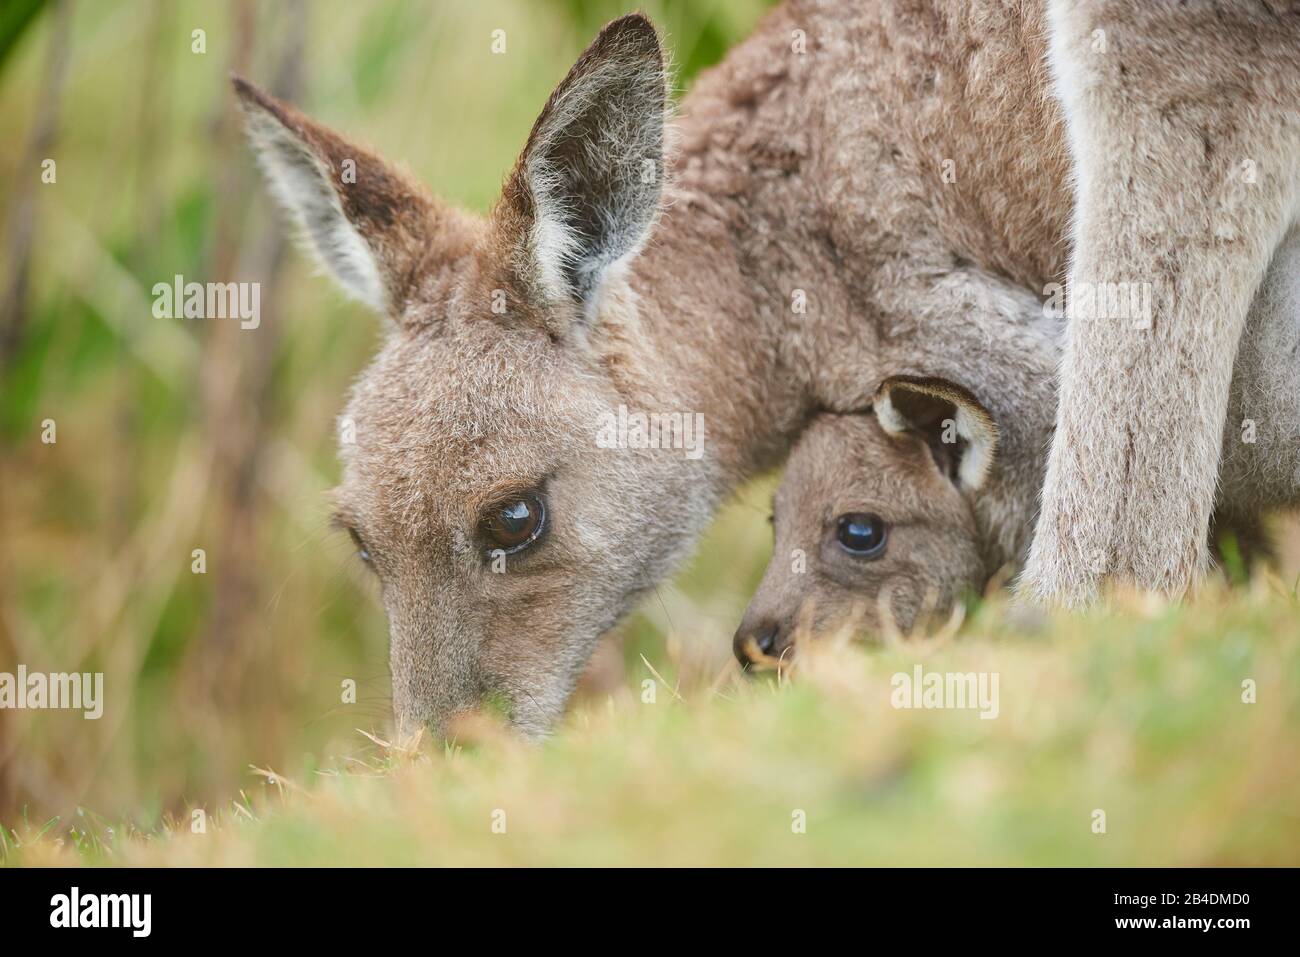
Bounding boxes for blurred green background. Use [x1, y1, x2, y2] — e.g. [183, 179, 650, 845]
[0, 0, 780, 823]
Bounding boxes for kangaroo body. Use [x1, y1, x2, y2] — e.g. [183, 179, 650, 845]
[238, 2, 1300, 735]
[1024, 0, 1300, 602]
[734, 225, 1300, 662]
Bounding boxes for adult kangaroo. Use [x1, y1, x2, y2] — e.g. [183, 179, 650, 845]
[236, 2, 1297, 737]
[1022, 1, 1300, 603]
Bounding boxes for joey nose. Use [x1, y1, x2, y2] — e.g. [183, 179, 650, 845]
[732, 618, 789, 667]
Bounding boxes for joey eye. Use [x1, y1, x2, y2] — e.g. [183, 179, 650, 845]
[481, 493, 546, 554]
[835, 512, 887, 559]
[348, 527, 372, 564]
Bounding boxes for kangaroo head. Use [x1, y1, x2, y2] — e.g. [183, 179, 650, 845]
[236, 16, 700, 738]
[733, 376, 999, 666]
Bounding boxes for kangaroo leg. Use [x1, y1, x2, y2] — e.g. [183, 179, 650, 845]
[1022, 0, 1300, 604]
[1219, 225, 1300, 511]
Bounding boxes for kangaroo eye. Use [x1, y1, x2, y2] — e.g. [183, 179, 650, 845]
[835, 512, 887, 559]
[347, 527, 372, 563]
[481, 493, 546, 555]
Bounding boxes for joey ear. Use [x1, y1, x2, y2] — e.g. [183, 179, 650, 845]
[494, 14, 666, 333]
[873, 375, 999, 491]
[233, 77, 461, 315]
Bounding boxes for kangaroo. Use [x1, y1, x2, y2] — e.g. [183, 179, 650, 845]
[235, 3, 1297, 737]
[735, 226, 1300, 663]
[1022, 0, 1300, 604]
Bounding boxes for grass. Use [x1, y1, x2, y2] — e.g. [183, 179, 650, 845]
[6, 578, 1299, 867]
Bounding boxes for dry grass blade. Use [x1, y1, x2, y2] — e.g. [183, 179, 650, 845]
[639, 653, 684, 701]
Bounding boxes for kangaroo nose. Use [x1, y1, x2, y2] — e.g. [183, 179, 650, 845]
[733, 618, 789, 668]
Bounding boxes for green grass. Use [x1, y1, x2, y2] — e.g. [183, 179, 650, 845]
[6, 579, 1298, 867]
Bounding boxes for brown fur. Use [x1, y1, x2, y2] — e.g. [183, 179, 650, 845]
[736, 394, 1284, 667]
[734, 412, 984, 663]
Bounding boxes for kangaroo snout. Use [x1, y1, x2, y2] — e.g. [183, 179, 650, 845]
[733, 614, 795, 668]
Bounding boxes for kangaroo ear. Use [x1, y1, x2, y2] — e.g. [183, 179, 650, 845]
[873, 375, 999, 491]
[233, 77, 455, 316]
[494, 14, 666, 333]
